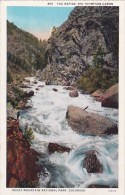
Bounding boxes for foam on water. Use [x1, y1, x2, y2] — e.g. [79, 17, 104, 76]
[19, 77, 118, 188]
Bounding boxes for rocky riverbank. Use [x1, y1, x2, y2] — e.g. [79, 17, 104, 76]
[7, 79, 43, 188]
[7, 118, 43, 188]
[91, 84, 118, 109]
[18, 77, 118, 188]
[7, 76, 118, 188]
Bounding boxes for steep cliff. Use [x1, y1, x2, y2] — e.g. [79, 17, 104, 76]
[41, 6, 119, 86]
[7, 118, 42, 187]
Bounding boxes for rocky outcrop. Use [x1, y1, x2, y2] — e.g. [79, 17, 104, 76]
[101, 84, 118, 108]
[7, 118, 42, 187]
[7, 84, 28, 109]
[66, 105, 118, 136]
[7, 103, 18, 119]
[48, 143, 71, 154]
[41, 7, 119, 85]
[83, 150, 103, 173]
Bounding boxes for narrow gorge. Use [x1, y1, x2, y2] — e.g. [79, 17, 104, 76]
[7, 6, 119, 188]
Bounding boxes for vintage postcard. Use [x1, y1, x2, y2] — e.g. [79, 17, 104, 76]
[0, 0, 125, 195]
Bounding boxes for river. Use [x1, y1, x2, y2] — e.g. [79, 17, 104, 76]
[19, 77, 118, 188]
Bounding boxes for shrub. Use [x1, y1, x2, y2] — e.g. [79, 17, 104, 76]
[93, 45, 106, 67]
[77, 46, 118, 93]
[24, 126, 34, 144]
[77, 66, 118, 93]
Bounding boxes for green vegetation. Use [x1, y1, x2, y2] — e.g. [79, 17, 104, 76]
[7, 20, 47, 83]
[7, 86, 26, 107]
[7, 21, 48, 109]
[34, 51, 47, 70]
[24, 126, 34, 144]
[93, 46, 105, 67]
[51, 26, 57, 34]
[77, 46, 118, 93]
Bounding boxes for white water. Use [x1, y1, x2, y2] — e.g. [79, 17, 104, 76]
[19, 77, 118, 188]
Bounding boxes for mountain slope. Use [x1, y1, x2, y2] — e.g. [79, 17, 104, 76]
[7, 21, 47, 83]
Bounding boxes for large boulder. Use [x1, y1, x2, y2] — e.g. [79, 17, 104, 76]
[48, 143, 71, 154]
[69, 90, 79, 97]
[83, 150, 103, 173]
[101, 84, 118, 108]
[66, 105, 118, 136]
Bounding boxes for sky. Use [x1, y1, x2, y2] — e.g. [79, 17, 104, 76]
[7, 6, 74, 40]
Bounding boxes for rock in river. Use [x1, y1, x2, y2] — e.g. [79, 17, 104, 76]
[69, 90, 79, 97]
[25, 90, 34, 97]
[53, 88, 58, 92]
[83, 150, 103, 173]
[66, 105, 118, 136]
[101, 84, 118, 109]
[48, 143, 71, 154]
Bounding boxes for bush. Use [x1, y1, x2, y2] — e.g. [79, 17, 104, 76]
[77, 66, 118, 93]
[24, 126, 34, 144]
[77, 46, 118, 93]
[93, 45, 105, 67]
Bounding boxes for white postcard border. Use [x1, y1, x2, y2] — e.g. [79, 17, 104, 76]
[0, 1, 125, 195]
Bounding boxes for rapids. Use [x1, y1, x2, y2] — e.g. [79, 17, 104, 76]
[19, 77, 118, 188]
